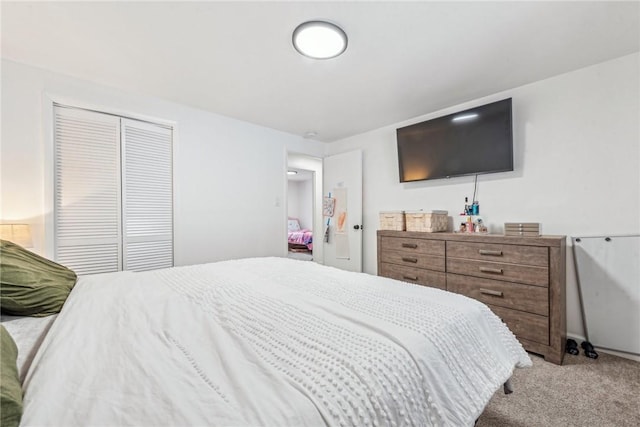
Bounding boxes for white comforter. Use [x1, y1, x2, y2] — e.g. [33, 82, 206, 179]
[22, 257, 531, 427]
[1, 314, 57, 383]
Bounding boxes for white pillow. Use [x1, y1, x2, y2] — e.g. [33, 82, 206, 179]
[288, 219, 301, 232]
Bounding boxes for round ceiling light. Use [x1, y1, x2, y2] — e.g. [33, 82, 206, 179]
[292, 21, 348, 59]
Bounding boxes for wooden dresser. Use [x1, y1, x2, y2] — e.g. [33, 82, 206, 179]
[377, 230, 566, 364]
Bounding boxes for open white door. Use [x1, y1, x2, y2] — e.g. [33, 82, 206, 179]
[323, 150, 363, 272]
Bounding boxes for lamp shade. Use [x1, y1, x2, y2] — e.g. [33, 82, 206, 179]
[0, 224, 33, 248]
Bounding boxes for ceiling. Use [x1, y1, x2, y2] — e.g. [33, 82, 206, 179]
[2, 1, 638, 142]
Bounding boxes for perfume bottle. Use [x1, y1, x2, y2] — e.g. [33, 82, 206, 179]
[467, 215, 474, 233]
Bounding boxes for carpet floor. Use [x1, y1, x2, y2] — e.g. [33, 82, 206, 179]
[477, 351, 640, 426]
[287, 250, 313, 261]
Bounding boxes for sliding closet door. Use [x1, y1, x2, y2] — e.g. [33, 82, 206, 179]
[54, 105, 173, 275]
[54, 106, 122, 274]
[121, 119, 173, 271]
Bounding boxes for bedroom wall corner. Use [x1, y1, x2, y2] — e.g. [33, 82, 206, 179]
[0, 59, 325, 265]
[323, 52, 640, 340]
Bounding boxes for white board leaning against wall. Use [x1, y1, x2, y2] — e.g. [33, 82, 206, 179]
[572, 235, 640, 356]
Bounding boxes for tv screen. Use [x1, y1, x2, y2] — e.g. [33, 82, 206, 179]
[396, 98, 513, 182]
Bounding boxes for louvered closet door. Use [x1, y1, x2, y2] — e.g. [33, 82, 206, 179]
[54, 106, 122, 275]
[122, 119, 173, 272]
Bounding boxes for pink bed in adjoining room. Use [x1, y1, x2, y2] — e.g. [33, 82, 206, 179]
[288, 217, 313, 251]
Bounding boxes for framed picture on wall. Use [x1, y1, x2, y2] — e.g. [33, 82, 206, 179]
[323, 197, 335, 217]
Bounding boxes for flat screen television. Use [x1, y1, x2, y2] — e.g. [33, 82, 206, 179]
[396, 98, 513, 182]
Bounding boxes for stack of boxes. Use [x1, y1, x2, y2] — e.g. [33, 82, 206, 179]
[504, 222, 541, 237]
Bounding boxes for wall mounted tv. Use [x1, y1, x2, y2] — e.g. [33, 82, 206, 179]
[396, 98, 513, 182]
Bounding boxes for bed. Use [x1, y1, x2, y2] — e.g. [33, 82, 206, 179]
[288, 218, 313, 251]
[0, 314, 57, 384]
[2, 255, 532, 427]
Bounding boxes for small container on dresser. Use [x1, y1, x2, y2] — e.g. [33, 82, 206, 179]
[405, 210, 448, 232]
[379, 211, 406, 231]
[377, 230, 567, 364]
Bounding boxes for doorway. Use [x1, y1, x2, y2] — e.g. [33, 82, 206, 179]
[286, 153, 323, 264]
[287, 169, 314, 261]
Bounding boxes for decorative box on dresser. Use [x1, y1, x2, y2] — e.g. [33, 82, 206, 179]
[377, 230, 566, 365]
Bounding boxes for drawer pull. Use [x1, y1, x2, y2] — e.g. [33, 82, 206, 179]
[480, 288, 504, 297]
[402, 257, 418, 263]
[403, 275, 418, 281]
[480, 266, 504, 275]
[402, 243, 418, 249]
[479, 249, 503, 256]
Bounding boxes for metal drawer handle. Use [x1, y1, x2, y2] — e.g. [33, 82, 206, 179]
[403, 275, 418, 281]
[479, 249, 503, 256]
[480, 288, 504, 297]
[402, 257, 418, 263]
[402, 243, 418, 249]
[480, 266, 504, 275]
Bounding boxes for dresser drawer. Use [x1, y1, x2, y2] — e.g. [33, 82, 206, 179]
[447, 258, 549, 287]
[380, 236, 445, 256]
[382, 250, 445, 272]
[447, 273, 548, 316]
[381, 263, 446, 290]
[447, 241, 548, 267]
[489, 304, 549, 345]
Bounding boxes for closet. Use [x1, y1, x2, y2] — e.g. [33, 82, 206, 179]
[53, 105, 173, 275]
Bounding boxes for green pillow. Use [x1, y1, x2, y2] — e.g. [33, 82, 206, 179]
[1, 239, 77, 316]
[1, 325, 22, 427]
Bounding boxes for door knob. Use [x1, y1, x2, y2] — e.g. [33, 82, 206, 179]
[353, 224, 363, 230]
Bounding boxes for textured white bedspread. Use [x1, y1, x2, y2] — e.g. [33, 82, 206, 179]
[22, 257, 531, 427]
[1, 314, 57, 383]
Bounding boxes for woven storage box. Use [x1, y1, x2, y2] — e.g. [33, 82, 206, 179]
[379, 211, 406, 231]
[405, 211, 448, 232]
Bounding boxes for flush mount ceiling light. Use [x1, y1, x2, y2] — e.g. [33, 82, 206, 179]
[292, 21, 348, 59]
[287, 170, 298, 175]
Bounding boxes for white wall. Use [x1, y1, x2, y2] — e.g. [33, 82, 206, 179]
[0, 59, 324, 266]
[287, 179, 313, 230]
[287, 181, 299, 220]
[325, 53, 640, 340]
[298, 179, 313, 230]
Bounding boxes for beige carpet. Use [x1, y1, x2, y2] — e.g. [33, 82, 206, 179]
[477, 351, 640, 426]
